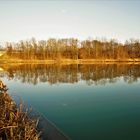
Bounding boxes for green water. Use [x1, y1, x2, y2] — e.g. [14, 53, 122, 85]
[1, 64, 140, 140]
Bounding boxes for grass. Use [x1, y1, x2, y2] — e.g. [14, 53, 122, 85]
[0, 58, 140, 65]
[0, 92, 40, 140]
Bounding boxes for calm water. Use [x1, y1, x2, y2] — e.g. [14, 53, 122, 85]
[0, 64, 140, 140]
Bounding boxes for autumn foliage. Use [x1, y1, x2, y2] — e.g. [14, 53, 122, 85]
[4, 38, 140, 60]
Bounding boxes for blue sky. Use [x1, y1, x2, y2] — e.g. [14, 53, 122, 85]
[0, 0, 140, 43]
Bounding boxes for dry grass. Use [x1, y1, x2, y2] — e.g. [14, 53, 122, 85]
[1, 58, 140, 65]
[0, 92, 40, 140]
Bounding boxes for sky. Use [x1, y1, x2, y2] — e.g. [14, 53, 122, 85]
[0, 0, 140, 43]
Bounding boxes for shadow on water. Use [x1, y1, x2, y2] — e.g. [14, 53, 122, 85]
[0, 64, 140, 85]
[10, 95, 71, 140]
[30, 108, 71, 140]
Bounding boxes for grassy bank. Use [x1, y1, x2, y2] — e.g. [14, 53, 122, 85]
[0, 92, 40, 140]
[0, 58, 140, 64]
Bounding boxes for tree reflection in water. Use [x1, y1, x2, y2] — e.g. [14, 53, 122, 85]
[0, 64, 140, 85]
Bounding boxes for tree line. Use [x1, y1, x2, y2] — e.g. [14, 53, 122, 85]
[4, 38, 140, 60]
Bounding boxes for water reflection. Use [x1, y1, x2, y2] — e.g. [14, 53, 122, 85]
[0, 64, 140, 85]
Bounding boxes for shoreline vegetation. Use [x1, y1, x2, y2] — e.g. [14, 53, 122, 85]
[0, 59, 140, 64]
[0, 38, 140, 64]
[0, 86, 40, 140]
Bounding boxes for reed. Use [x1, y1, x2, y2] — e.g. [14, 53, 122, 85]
[0, 92, 40, 140]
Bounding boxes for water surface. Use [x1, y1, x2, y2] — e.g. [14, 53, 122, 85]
[0, 64, 140, 140]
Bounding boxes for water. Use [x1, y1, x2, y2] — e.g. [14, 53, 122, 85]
[0, 64, 140, 140]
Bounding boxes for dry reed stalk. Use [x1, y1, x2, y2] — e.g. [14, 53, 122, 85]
[0, 92, 41, 140]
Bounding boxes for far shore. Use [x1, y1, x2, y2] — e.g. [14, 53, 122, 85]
[0, 59, 140, 64]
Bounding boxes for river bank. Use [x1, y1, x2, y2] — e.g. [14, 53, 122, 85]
[0, 58, 140, 64]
